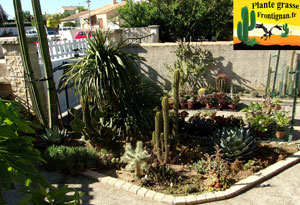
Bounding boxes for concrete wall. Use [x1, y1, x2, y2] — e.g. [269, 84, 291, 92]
[0, 26, 35, 36]
[125, 42, 300, 92]
[124, 25, 159, 43]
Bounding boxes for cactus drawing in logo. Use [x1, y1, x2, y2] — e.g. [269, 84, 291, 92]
[281, 23, 289, 38]
[237, 6, 258, 46]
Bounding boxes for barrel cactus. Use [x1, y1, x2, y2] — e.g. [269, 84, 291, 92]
[211, 127, 257, 160]
[121, 141, 151, 178]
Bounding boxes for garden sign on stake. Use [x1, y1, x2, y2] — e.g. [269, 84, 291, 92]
[234, 0, 300, 50]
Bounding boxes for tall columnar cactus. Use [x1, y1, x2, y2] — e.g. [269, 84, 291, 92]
[121, 141, 150, 178]
[281, 23, 289, 38]
[32, 0, 58, 128]
[152, 70, 180, 165]
[152, 98, 171, 165]
[265, 66, 272, 97]
[172, 69, 180, 139]
[13, 0, 46, 125]
[237, 6, 256, 44]
[152, 112, 162, 163]
[287, 50, 296, 96]
[162, 96, 170, 164]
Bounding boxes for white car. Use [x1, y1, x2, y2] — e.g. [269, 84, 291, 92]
[26, 30, 38, 37]
[47, 31, 60, 41]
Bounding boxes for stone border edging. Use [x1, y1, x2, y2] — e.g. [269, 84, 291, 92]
[80, 151, 300, 205]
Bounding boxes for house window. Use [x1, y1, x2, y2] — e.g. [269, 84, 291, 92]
[99, 18, 103, 29]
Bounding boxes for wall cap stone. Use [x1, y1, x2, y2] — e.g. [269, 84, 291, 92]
[0, 36, 37, 45]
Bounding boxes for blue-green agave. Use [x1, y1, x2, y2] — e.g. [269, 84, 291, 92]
[211, 127, 257, 159]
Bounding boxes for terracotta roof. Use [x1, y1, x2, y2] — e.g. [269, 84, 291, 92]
[61, 10, 89, 21]
[60, 2, 126, 22]
[61, 6, 81, 10]
[81, 1, 126, 18]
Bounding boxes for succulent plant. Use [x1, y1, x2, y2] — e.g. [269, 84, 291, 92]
[121, 141, 151, 178]
[210, 127, 257, 160]
[41, 127, 68, 145]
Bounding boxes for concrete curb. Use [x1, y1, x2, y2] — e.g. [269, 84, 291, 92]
[80, 151, 300, 205]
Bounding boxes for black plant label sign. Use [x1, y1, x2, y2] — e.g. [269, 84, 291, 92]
[234, 0, 300, 50]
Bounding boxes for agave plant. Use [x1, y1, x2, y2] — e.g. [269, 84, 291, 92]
[121, 141, 150, 178]
[211, 127, 257, 159]
[41, 127, 68, 145]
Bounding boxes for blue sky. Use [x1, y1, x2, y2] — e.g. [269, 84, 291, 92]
[0, 0, 113, 19]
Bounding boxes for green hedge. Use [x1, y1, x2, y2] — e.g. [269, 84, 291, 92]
[43, 145, 99, 173]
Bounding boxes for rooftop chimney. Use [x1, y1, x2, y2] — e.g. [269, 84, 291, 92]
[112, 0, 117, 4]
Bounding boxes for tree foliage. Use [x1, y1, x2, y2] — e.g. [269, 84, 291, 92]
[23, 10, 32, 22]
[118, 0, 233, 42]
[75, 6, 87, 13]
[63, 21, 76, 27]
[46, 13, 60, 28]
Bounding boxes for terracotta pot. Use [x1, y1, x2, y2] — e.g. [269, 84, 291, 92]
[228, 104, 237, 110]
[188, 103, 195, 109]
[206, 104, 213, 109]
[276, 131, 285, 139]
[180, 103, 186, 109]
[255, 131, 267, 138]
[216, 104, 223, 110]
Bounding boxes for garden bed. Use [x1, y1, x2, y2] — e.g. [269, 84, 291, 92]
[90, 142, 297, 196]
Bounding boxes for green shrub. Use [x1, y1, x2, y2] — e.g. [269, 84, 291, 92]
[63, 21, 76, 27]
[63, 30, 160, 142]
[0, 99, 82, 204]
[43, 145, 99, 172]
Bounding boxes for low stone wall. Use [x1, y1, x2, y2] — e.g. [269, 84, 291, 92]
[126, 42, 300, 92]
[0, 37, 47, 114]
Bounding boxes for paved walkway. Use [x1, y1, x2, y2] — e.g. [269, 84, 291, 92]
[37, 162, 300, 205]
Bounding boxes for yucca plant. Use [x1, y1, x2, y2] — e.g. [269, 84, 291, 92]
[211, 127, 257, 160]
[63, 30, 152, 140]
[41, 127, 68, 145]
[121, 141, 151, 178]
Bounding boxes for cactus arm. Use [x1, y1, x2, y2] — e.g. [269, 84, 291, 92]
[162, 96, 170, 164]
[249, 10, 256, 30]
[154, 112, 162, 164]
